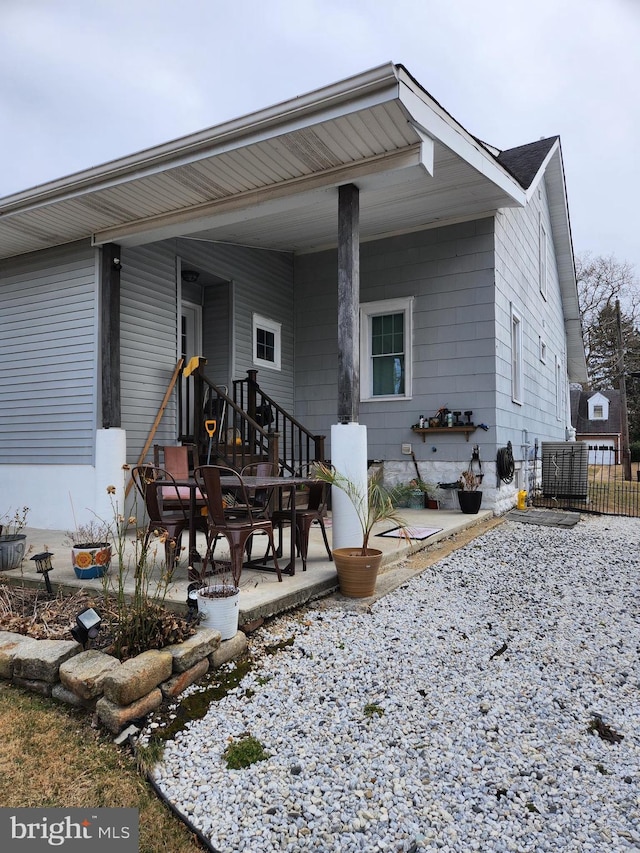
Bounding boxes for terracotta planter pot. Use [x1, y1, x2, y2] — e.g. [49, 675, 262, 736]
[71, 543, 112, 580]
[197, 584, 240, 640]
[0, 534, 27, 571]
[332, 547, 383, 598]
[457, 491, 483, 514]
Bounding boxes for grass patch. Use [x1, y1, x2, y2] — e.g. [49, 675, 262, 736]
[223, 735, 268, 769]
[363, 702, 385, 718]
[0, 684, 201, 852]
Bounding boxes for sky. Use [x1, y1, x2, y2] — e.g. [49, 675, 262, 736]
[1, 0, 638, 274]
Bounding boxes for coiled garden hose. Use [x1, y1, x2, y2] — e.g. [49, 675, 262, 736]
[497, 441, 515, 484]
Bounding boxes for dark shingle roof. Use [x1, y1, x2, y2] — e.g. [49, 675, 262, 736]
[570, 389, 622, 434]
[496, 136, 559, 189]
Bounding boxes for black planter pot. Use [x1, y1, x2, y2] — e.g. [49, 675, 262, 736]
[457, 490, 482, 514]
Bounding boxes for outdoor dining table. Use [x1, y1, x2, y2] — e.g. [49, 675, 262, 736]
[220, 474, 315, 576]
[164, 474, 315, 577]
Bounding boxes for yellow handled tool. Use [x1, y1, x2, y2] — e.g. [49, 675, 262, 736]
[205, 419, 217, 463]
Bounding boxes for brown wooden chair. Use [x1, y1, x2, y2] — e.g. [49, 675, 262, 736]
[194, 465, 282, 586]
[153, 444, 206, 509]
[154, 443, 200, 478]
[269, 463, 333, 571]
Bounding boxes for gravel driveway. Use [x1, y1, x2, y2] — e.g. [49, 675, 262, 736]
[148, 514, 640, 852]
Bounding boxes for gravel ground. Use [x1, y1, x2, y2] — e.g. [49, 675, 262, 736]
[146, 514, 640, 852]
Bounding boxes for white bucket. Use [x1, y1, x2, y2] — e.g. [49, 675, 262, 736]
[197, 585, 240, 640]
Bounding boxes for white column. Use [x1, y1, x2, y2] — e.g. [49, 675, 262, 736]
[330, 423, 368, 550]
[94, 428, 127, 522]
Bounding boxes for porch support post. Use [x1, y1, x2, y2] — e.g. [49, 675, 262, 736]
[333, 185, 367, 550]
[100, 243, 121, 428]
[337, 183, 360, 424]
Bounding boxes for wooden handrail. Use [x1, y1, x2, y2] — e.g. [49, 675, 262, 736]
[125, 358, 184, 497]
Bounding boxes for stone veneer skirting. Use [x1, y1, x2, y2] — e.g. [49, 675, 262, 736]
[0, 627, 248, 733]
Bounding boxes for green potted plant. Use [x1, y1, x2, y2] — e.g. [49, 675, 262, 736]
[64, 518, 112, 580]
[389, 482, 413, 508]
[0, 506, 29, 571]
[457, 470, 483, 514]
[313, 463, 407, 598]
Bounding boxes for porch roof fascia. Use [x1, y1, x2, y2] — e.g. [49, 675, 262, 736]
[0, 62, 531, 260]
[0, 63, 402, 215]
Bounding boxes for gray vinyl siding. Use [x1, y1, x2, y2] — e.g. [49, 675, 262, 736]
[0, 241, 97, 464]
[118, 239, 294, 464]
[120, 244, 178, 461]
[176, 239, 294, 407]
[294, 220, 497, 462]
[494, 178, 568, 447]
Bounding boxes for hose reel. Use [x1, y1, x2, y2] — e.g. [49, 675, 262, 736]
[497, 441, 515, 484]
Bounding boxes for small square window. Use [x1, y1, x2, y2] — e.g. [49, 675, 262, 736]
[252, 314, 281, 371]
[539, 338, 547, 363]
[539, 217, 548, 299]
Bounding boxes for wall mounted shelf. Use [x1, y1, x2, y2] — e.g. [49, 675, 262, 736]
[412, 426, 477, 442]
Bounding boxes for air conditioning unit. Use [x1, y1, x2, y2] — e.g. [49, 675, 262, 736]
[541, 441, 588, 498]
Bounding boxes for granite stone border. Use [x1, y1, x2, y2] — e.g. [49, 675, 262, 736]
[0, 626, 248, 734]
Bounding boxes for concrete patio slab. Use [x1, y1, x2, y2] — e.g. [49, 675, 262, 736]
[4, 507, 495, 625]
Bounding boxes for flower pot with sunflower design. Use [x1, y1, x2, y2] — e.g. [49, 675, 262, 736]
[71, 543, 112, 579]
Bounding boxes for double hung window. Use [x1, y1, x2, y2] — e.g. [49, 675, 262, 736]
[360, 297, 413, 400]
[511, 305, 523, 404]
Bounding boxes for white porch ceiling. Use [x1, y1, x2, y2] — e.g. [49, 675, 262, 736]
[0, 64, 524, 261]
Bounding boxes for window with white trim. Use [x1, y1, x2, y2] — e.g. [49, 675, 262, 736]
[511, 305, 523, 404]
[555, 355, 563, 420]
[360, 297, 413, 400]
[539, 217, 548, 299]
[588, 394, 609, 421]
[252, 313, 281, 371]
[539, 337, 547, 363]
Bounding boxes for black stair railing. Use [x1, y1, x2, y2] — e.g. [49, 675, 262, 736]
[196, 370, 278, 470]
[179, 364, 325, 473]
[233, 370, 326, 475]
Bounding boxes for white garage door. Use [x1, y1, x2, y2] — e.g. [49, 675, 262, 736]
[588, 442, 616, 465]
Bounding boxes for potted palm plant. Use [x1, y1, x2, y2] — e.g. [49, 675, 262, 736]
[313, 463, 407, 598]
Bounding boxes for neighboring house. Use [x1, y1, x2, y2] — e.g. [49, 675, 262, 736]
[570, 389, 622, 464]
[0, 63, 587, 528]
